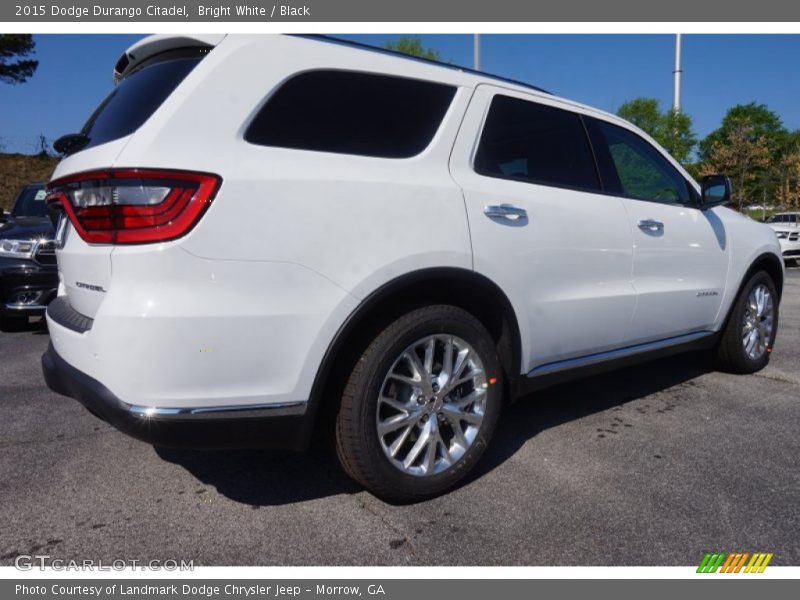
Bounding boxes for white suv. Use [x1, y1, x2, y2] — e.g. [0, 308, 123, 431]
[766, 212, 800, 262]
[43, 34, 783, 501]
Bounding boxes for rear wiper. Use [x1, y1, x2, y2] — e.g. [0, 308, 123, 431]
[53, 132, 90, 156]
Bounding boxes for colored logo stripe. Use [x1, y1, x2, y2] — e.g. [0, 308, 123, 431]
[745, 553, 773, 573]
[698, 552, 772, 573]
[697, 553, 726, 573]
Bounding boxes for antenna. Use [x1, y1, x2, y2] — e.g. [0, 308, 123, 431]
[474, 34, 481, 71]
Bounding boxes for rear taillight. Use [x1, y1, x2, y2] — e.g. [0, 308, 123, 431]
[46, 169, 221, 245]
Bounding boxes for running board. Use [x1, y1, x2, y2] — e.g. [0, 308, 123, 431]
[512, 331, 718, 398]
[528, 332, 715, 378]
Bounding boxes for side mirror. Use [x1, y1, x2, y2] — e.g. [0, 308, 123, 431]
[700, 175, 732, 209]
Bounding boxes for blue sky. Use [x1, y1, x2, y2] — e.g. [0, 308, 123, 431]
[2, 34, 799, 154]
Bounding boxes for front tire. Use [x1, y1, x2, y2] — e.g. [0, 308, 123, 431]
[715, 271, 779, 374]
[335, 305, 502, 502]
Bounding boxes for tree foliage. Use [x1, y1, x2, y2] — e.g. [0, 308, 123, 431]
[661, 109, 697, 167]
[698, 103, 799, 210]
[775, 132, 800, 210]
[699, 123, 771, 211]
[617, 97, 697, 164]
[0, 34, 38, 85]
[383, 36, 442, 61]
[698, 103, 786, 162]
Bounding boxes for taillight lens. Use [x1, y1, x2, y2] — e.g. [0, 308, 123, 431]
[46, 169, 221, 245]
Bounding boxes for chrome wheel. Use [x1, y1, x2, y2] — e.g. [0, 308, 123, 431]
[376, 334, 488, 477]
[742, 284, 774, 360]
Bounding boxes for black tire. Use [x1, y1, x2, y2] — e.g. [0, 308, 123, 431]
[715, 270, 779, 374]
[335, 305, 503, 502]
[0, 313, 28, 333]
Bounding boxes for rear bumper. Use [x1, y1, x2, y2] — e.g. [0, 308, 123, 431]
[41, 343, 315, 450]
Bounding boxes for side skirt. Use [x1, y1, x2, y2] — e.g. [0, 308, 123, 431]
[510, 331, 719, 399]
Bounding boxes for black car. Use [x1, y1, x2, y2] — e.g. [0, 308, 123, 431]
[0, 183, 58, 331]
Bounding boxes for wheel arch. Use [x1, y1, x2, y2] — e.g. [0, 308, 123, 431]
[720, 251, 784, 330]
[307, 267, 523, 423]
[741, 252, 784, 300]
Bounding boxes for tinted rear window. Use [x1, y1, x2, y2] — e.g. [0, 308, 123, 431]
[245, 70, 456, 158]
[11, 184, 48, 218]
[80, 48, 207, 151]
[475, 95, 600, 192]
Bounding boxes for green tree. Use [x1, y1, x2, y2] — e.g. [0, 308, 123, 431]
[699, 103, 789, 207]
[616, 97, 697, 164]
[661, 108, 697, 166]
[698, 103, 786, 162]
[775, 130, 800, 210]
[0, 34, 38, 84]
[699, 124, 771, 212]
[383, 36, 442, 61]
[617, 98, 662, 136]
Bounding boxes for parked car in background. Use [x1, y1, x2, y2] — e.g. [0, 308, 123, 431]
[766, 212, 800, 263]
[0, 182, 58, 331]
[43, 35, 784, 501]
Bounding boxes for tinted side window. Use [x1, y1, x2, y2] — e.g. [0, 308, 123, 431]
[245, 71, 456, 158]
[591, 120, 690, 205]
[474, 95, 600, 192]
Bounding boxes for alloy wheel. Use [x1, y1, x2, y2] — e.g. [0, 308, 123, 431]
[742, 283, 774, 360]
[376, 334, 488, 477]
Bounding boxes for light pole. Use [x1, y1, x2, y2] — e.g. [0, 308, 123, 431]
[474, 34, 481, 71]
[673, 33, 682, 113]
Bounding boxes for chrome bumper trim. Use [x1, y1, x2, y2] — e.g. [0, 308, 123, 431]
[4, 303, 49, 311]
[127, 401, 308, 421]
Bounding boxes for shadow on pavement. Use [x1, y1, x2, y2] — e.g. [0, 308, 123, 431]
[472, 354, 710, 481]
[0, 315, 48, 335]
[156, 353, 712, 507]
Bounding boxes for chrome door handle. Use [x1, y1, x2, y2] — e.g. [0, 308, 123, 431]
[638, 218, 664, 233]
[484, 204, 528, 221]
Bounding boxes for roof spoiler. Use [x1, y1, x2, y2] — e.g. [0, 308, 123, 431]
[112, 34, 226, 85]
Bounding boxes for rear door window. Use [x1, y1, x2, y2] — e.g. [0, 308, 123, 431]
[79, 47, 209, 151]
[245, 70, 456, 158]
[473, 94, 600, 192]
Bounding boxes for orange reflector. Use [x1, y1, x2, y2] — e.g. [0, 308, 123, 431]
[489, 377, 497, 385]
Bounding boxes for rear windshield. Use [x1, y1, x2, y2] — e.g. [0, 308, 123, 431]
[79, 48, 208, 151]
[12, 184, 48, 218]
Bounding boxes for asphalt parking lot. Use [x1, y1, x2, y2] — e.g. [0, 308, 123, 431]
[1, 268, 798, 567]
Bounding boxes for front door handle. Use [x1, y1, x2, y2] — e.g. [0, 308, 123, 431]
[484, 204, 528, 221]
[638, 218, 664, 233]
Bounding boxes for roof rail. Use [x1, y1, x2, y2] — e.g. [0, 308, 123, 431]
[292, 34, 552, 96]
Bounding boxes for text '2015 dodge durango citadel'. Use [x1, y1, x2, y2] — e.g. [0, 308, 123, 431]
[42, 35, 783, 501]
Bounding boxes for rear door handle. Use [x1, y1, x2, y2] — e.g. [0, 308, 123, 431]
[638, 218, 664, 233]
[484, 204, 528, 221]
